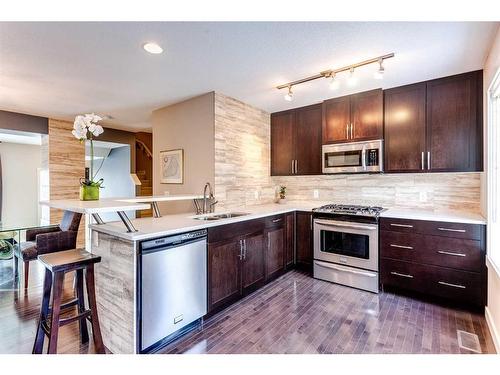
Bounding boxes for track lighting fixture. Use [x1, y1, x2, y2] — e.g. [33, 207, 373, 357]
[277, 53, 394, 100]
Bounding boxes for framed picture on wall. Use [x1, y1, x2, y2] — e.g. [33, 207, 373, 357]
[160, 149, 184, 184]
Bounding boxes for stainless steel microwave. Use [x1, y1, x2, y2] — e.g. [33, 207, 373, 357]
[322, 140, 383, 174]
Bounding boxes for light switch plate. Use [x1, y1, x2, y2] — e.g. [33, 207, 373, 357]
[313, 189, 319, 199]
[419, 191, 428, 202]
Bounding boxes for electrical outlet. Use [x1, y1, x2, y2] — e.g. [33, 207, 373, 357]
[313, 189, 319, 199]
[254, 190, 259, 199]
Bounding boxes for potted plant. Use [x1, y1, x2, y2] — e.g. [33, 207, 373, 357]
[278, 186, 287, 204]
[72, 113, 105, 201]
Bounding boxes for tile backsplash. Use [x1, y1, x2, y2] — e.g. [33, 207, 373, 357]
[213, 92, 482, 213]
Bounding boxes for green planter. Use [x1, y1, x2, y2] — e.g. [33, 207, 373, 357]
[80, 185, 100, 201]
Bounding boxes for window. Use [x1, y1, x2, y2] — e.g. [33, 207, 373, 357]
[487, 67, 500, 270]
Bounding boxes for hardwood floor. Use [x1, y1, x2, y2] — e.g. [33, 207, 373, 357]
[0, 260, 496, 354]
[163, 270, 496, 354]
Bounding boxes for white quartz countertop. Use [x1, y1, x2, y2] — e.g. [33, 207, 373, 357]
[89, 200, 486, 241]
[380, 208, 486, 225]
[40, 199, 151, 214]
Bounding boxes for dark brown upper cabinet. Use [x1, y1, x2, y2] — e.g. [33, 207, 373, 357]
[426, 71, 483, 172]
[271, 103, 322, 176]
[384, 70, 483, 173]
[322, 89, 383, 144]
[384, 83, 427, 172]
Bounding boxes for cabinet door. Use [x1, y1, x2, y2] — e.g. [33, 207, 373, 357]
[426, 71, 482, 172]
[265, 226, 285, 280]
[351, 89, 383, 141]
[285, 212, 295, 268]
[295, 211, 313, 271]
[322, 95, 351, 144]
[384, 83, 426, 172]
[208, 239, 241, 312]
[271, 110, 295, 176]
[242, 232, 265, 292]
[295, 104, 322, 175]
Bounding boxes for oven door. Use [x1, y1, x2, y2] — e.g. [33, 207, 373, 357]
[313, 219, 378, 271]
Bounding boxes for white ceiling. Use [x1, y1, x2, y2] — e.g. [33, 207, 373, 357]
[0, 22, 498, 131]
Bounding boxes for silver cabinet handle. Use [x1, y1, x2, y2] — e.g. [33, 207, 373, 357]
[437, 250, 466, 257]
[390, 244, 413, 250]
[390, 223, 414, 228]
[427, 151, 431, 170]
[437, 227, 466, 233]
[438, 281, 466, 289]
[314, 219, 377, 231]
[390, 271, 414, 279]
[243, 239, 247, 260]
[291, 160, 294, 174]
[350, 124, 353, 139]
[421, 152, 425, 170]
[238, 239, 243, 260]
[272, 218, 283, 223]
[346, 124, 349, 139]
[295, 160, 298, 174]
[315, 261, 377, 277]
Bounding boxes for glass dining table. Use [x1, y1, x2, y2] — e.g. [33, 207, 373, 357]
[0, 221, 56, 290]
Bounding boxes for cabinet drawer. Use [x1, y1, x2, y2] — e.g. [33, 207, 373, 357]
[264, 214, 286, 228]
[380, 218, 424, 233]
[380, 258, 426, 293]
[380, 217, 483, 240]
[380, 231, 483, 272]
[381, 258, 483, 306]
[208, 218, 264, 244]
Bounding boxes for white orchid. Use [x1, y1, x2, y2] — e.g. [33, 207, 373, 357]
[72, 113, 106, 185]
[72, 113, 105, 141]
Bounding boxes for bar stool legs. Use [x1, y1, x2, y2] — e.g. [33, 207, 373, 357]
[85, 264, 105, 354]
[33, 269, 52, 354]
[33, 257, 105, 354]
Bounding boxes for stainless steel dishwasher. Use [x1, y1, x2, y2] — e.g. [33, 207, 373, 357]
[139, 229, 207, 353]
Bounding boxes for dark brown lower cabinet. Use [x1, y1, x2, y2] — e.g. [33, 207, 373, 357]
[208, 238, 242, 312]
[242, 232, 265, 292]
[380, 217, 486, 308]
[295, 211, 313, 271]
[208, 215, 291, 314]
[265, 223, 286, 281]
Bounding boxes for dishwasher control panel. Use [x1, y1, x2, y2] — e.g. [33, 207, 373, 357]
[141, 229, 208, 252]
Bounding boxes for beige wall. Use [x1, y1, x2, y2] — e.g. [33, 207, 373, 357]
[152, 92, 215, 214]
[483, 25, 500, 353]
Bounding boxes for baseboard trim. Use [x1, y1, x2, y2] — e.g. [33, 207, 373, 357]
[485, 306, 500, 354]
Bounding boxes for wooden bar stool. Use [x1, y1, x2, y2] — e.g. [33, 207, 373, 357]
[33, 249, 105, 354]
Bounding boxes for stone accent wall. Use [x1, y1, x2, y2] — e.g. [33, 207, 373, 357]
[214, 93, 482, 213]
[91, 231, 136, 354]
[214, 93, 275, 210]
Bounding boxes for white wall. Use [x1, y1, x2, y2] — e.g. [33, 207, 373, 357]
[483, 25, 500, 353]
[0, 142, 42, 224]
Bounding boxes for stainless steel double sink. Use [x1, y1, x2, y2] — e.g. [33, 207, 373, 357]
[192, 212, 249, 221]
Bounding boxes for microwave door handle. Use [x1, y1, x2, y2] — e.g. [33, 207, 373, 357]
[314, 219, 377, 231]
[362, 147, 366, 171]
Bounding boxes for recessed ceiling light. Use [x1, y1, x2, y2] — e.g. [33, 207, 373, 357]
[143, 42, 163, 54]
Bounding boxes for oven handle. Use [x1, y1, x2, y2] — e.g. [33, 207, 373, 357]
[314, 219, 377, 231]
[314, 260, 377, 277]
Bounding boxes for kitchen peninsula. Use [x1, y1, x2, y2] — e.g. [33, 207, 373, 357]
[42, 197, 486, 354]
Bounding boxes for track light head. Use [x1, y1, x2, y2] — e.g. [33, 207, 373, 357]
[374, 58, 385, 80]
[284, 86, 293, 101]
[329, 73, 340, 90]
[347, 67, 357, 87]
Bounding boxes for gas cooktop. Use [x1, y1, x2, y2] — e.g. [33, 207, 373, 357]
[312, 204, 385, 218]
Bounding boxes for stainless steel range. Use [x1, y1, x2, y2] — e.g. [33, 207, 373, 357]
[312, 204, 385, 293]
